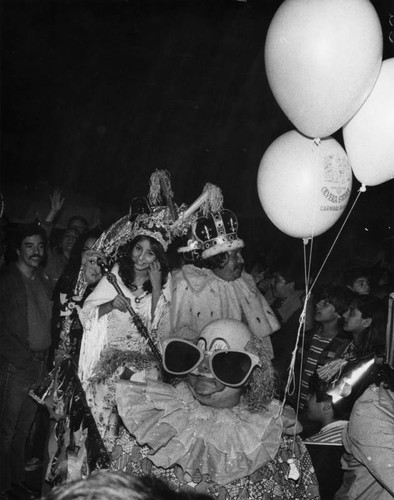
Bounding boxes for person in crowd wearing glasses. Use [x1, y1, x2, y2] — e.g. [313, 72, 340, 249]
[114, 319, 320, 499]
[170, 208, 280, 359]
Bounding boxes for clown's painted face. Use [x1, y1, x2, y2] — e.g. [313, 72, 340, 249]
[186, 319, 257, 409]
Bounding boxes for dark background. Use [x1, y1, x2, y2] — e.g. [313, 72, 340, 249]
[1, 0, 393, 277]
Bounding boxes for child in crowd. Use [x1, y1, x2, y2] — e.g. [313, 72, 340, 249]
[304, 373, 348, 500]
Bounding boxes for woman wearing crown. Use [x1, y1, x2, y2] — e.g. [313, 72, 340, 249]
[78, 210, 173, 455]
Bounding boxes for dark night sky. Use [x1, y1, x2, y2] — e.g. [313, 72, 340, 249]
[1, 0, 393, 276]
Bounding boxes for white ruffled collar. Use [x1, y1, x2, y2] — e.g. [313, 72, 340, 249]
[116, 375, 284, 484]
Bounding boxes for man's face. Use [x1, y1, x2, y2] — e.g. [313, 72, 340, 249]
[343, 304, 369, 333]
[272, 273, 293, 299]
[218, 249, 245, 282]
[187, 336, 243, 409]
[18, 234, 45, 269]
[314, 299, 339, 323]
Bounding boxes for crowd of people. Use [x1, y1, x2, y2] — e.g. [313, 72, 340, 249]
[0, 171, 393, 500]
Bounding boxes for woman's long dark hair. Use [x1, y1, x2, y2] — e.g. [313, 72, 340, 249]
[117, 235, 169, 293]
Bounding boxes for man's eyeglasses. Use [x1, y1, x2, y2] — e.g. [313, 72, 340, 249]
[161, 338, 260, 387]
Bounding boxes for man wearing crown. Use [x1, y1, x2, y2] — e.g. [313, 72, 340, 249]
[171, 208, 280, 358]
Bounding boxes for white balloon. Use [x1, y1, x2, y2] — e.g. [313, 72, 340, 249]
[343, 58, 394, 186]
[265, 0, 383, 139]
[257, 131, 353, 238]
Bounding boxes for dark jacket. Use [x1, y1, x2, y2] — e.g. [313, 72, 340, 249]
[0, 263, 53, 368]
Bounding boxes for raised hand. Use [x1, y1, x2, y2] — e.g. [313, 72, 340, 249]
[50, 189, 65, 213]
[45, 189, 65, 223]
[148, 260, 162, 291]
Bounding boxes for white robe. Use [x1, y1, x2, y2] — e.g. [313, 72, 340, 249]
[78, 263, 171, 384]
[170, 265, 279, 358]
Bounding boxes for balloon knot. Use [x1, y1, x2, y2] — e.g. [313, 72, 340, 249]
[359, 184, 367, 193]
[302, 237, 310, 245]
[313, 138, 321, 146]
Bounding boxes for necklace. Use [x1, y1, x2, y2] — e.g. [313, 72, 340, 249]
[135, 290, 148, 304]
[132, 283, 144, 290]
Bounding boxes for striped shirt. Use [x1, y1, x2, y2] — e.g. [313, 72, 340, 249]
[304, 420, 348, 446]
[299, 335, 332, 409]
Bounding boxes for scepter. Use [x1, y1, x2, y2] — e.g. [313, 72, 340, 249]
[98, 260, 163, 364]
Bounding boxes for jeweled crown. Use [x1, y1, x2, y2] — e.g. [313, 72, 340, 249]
[193, 209, 244, 259]
[131, 206, 174, 251]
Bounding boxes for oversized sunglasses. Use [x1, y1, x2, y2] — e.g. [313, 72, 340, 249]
[161, 338, 260, 387]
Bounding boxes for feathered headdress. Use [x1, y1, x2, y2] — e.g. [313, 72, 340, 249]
[93, 171, 224, 258]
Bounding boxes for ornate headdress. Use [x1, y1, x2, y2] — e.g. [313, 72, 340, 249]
[91, 214, 133, 258]
[95, 172, 225, 257]
[129, 170, 179, 251]
[192, 208, 244, 259]
[131, 207, 174, 251]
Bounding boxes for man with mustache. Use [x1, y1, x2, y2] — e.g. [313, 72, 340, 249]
[171, 208, 279, 358]
[0, 223, 53, 499]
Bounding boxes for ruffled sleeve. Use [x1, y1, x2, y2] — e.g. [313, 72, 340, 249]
[116, 375, 284, 484]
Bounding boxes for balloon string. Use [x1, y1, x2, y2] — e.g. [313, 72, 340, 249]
[280, 184, 364, 454]
[310, 139, 321, 242]
[279, 238, 311, 457]
[309, 186, 364, 293]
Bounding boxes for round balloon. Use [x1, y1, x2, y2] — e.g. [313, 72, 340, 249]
[257, 131, 353, 239]
[343, 58, 394, 187]
[265, 0, 383, 139]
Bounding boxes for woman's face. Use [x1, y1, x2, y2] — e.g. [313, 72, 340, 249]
[131, 238, 157, 271]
